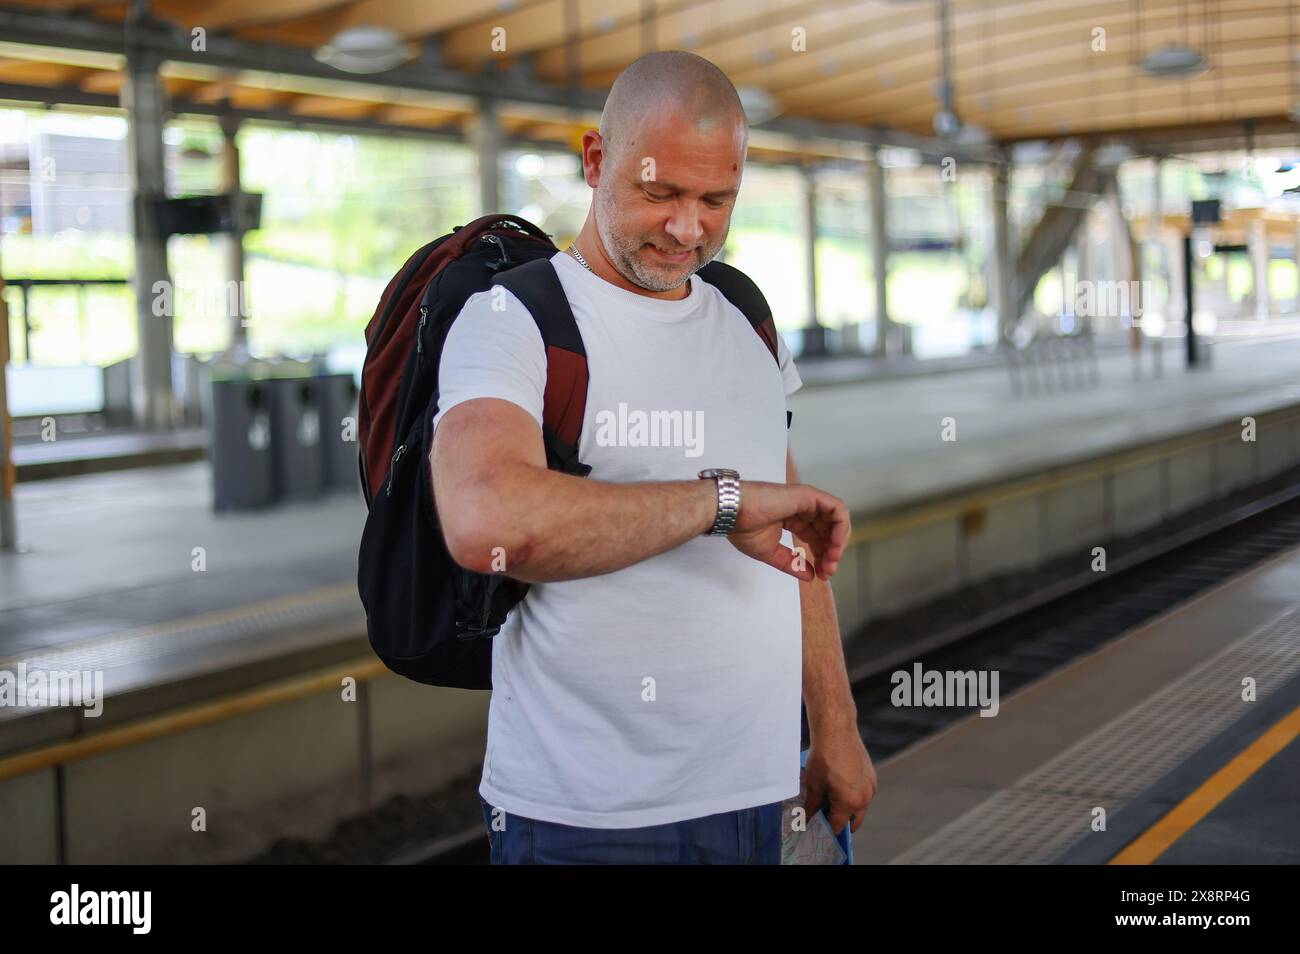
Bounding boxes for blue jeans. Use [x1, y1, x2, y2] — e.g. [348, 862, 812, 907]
[478, 793, 784, 864]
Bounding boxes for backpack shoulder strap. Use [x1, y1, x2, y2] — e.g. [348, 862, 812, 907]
[695, 259, 794, 429]
[695, 259, 780, 363]
[489, 258, 592, 475]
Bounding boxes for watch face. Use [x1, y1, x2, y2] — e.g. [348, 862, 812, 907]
[698, 468, 739, 479]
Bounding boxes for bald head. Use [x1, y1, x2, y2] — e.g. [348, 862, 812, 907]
[598, 51, 748, 167]
[578, 51, 747, 294]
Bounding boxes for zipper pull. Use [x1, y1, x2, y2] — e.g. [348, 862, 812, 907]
[416, 304, 427, 355]
[481, 233, 512, 271]
[386, 444, 407, 496]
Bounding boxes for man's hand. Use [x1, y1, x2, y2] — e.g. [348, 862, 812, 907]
[727, 481, 850, 581]
[802, 723, 877, 837]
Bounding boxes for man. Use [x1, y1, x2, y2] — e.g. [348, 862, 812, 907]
[431, 50, 876, 864]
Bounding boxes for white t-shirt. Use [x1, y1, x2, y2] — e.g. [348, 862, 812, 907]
[432, 250, 804, 828]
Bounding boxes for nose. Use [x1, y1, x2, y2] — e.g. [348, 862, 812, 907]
[664, 202, 703, 250]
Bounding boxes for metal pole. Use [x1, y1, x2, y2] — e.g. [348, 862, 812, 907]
[1184, 233, 1198, 367]
[1249, 217, 1270, 322]
[219, 111, 249, 358]
[470, 94, 501, 216]
[1141, 157, 1162, 353]
[869, 146, 890, 356]
[801, 162, 827, 356]
[1294, 223, 1300, 314]
[992, 157, 1014, 345]
[0, 268, 15, 549]
[77, 281, 87, 364]
[123, 21, 176, 430]
[21, 283, 31, 364]
[1074, 224, 1090, 333]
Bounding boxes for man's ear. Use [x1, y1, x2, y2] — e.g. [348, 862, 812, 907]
[582, 130, 605, 188]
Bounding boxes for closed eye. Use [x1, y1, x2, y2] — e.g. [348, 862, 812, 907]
[643, 187, 729, 208]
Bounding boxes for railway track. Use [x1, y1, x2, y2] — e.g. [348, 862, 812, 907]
[852, 485, 1300, 759]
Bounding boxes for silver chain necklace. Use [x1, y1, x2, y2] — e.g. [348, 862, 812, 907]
[567, 243, 595, 273]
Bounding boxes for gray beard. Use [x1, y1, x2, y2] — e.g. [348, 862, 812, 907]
[594, 190, 722, 292]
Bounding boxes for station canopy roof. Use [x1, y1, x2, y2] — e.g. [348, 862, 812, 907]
[0, 0, 1296, 162]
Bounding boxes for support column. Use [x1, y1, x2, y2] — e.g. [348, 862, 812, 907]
[219, 112, 248, 358]
[1140, 157, 1162, 349]
[869, 146, 890, 356]
[1166, 230, 1186, 332]
[1074, 220, 1091, 334]
[992, 157, 1015, 345]
[0, 269, 14, 550]
[1184, 233, 1199, 366]
[800, 162, 827, 356]
[469, 95, 502, 216]
[1108, 180, 1142, 343]
[1249, 217, 1270, 322]
[1294, 223, 1300, 314]
[122, 38, 175, 430]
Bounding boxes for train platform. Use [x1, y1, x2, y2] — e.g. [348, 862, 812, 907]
[855, 542, 1300, 864]
[0, 464, 366, 755]
[2, 332, 1299, 861]
[2, 333, 1299, 733]
[10, 427, 207, 482]
[790, 333, 1300, 518]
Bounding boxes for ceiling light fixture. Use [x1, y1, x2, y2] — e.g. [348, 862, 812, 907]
[315, 26, 413, 74]
[1142, 43, 1208, 76]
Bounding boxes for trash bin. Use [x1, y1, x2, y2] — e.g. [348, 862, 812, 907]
[209, 374, 275, 511]
[315, 371, 361, 494]
[267, 375, 324, 501]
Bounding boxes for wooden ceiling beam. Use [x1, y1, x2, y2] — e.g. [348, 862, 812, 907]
[814, 0, 1269, 100]
[76, 68, 122, 94]
[528, 0, 871, 79]
[375, 102, 465, 126]
[261, 0, 545, 50]
[991, 91, 1289, 140]
[775, 2, 1288, 117]
[447, 0, 868, 74]
[878, 70, 1294, 136]
[807, 32, 1293, 127]
[284, 91, 377, 117]
[149, 0, 356, 32]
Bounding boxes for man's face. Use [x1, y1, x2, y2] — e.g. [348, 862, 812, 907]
[592, 113, 745, 292]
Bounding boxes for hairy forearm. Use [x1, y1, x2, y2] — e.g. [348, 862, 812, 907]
[452, 461, 718, 583]
[800, 573, 857, 739]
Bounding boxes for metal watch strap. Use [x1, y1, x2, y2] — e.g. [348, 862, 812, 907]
[699, 468, 741, 535]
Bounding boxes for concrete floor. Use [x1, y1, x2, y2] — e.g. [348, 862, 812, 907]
[791, 335, 1300, 516]
[855, 544, 1300, 864]
[1155, 734, 1300, 864]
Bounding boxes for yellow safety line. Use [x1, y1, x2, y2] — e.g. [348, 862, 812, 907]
[0, 656, 388, 782]
[1109, 703, 1300, 865]
[0, 581, 358, 670]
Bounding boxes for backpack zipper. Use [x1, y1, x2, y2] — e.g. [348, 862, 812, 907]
[480, 233, 512, 271]
[386, 443, 408, 496]
[416, 304, 428, 356]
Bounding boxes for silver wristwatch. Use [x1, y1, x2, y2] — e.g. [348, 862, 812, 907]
[699, 468, 741, 535]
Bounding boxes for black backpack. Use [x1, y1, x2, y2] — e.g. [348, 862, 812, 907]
[357, 214, 786, 689]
